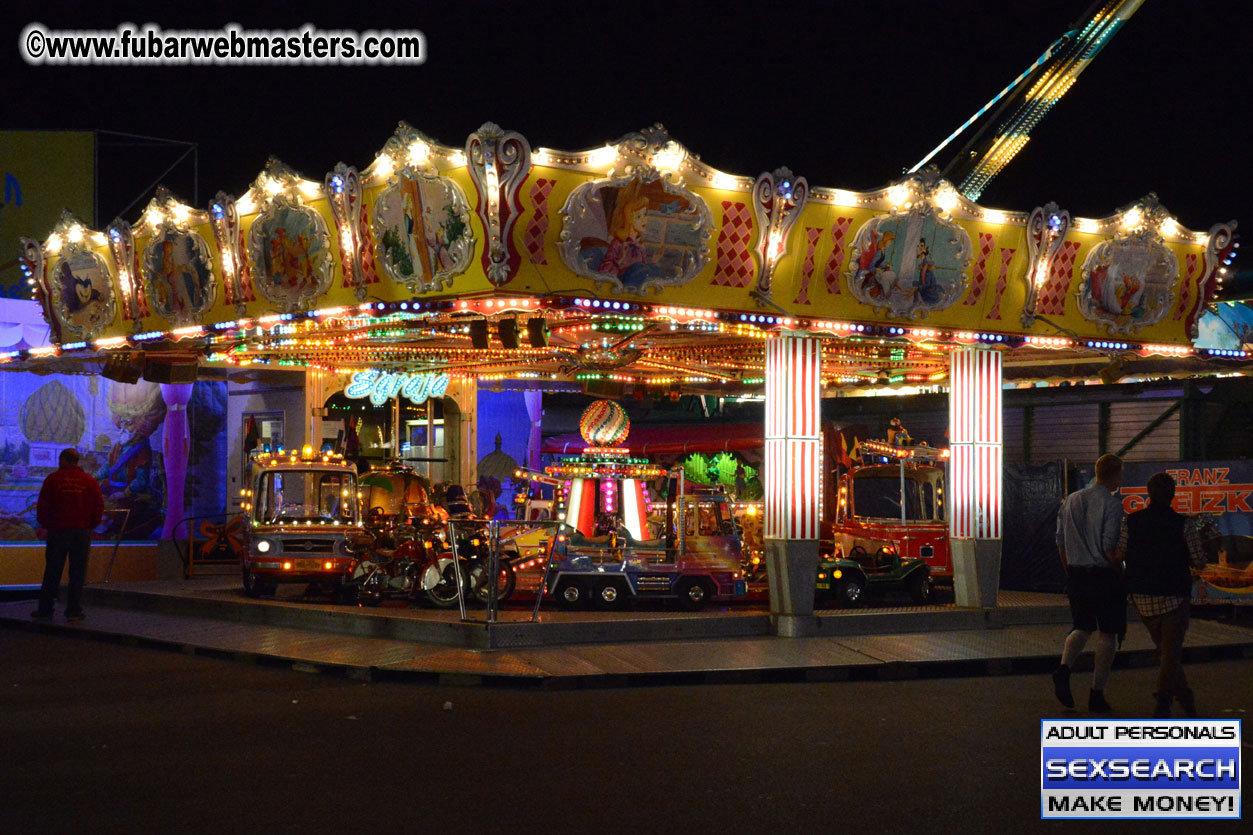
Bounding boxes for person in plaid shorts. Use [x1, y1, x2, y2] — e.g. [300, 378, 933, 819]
[1116, 472, 1208, 719]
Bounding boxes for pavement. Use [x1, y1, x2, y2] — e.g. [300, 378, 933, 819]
[3, 578, 1252, 688]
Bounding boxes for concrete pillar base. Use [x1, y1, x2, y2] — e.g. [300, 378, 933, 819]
[765, 538, 820, 620]
[952, 538, 1002, 609]
[774, 614, 821, 638]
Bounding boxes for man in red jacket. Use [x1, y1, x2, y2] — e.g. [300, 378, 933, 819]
[32, 448, 104, 622]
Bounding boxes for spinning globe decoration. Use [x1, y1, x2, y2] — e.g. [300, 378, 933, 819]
[579, 400, 630, 447]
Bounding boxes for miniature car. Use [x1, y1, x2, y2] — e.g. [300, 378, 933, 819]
[815, 544, 935, 608]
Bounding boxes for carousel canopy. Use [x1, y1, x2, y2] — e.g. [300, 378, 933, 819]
[12, 122, 1246, 392]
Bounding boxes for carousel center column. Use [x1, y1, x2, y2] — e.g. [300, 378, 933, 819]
[763, 332, 822, 637]
[948, 344, 1003, 608]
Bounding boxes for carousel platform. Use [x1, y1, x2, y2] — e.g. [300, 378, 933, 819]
[2, 579, 1251, 688]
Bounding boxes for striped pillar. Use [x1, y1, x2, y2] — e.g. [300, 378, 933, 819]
[764, 333, 822, 632]
[948, 345, 1003, 607]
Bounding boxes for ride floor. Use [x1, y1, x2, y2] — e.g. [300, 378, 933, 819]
[2, 578, 1251, 688]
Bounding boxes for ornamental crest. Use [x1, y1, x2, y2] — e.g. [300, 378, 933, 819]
[247, 200, 334, 313]
[1076, 234, 1178, 334]
[847, 209, 972, 319]
[372, 170, 473, 292]
[142, 226, 216, 326]
[47, 212, 116, 339]
[558, 168, 713, 294]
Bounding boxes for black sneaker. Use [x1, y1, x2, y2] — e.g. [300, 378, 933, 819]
[1089, 689, 1113, 714]
[30, 609, 53, 620]
[1153, 697, 1172, 719]
[1052, 665, 1074, 708]
[64, 611, 85, 623]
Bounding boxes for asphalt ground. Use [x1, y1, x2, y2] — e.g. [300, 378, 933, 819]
[2, 627, 1249, 835]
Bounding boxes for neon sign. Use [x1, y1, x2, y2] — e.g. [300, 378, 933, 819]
[345, 369, 450, 406]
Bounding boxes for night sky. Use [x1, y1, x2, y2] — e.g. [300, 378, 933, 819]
[3, 0, 1250, 236]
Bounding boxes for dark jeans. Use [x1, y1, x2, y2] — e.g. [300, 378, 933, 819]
[37, 529, 92, 615]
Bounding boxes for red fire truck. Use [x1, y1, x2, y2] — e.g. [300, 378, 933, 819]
[822, 432, 953, 582]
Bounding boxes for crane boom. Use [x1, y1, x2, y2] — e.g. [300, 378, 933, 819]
[912, 0, 1146, 200]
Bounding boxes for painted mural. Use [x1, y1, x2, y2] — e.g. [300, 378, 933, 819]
[49, 249, 115, 338]
[246, 202, 334, 311]
[142, 227, 216, 325]
[0, 371, 227, 542]
[847, 212, 972, 318]
[1076, 235, 1178, 334]
[373, 171, 473, 292]
[1119, 461, 1253, 605]
[1196, 303, 1253, 351]
[559, 170, 713, 293]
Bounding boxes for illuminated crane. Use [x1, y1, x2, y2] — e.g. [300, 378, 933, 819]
[911, 0, 1145, 201]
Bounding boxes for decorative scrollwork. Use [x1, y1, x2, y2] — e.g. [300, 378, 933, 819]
[613, 124, 688, 185]
[105, 219, 143, 328]
[210, 191, 247, 316]
[326, 163, 368, 300]
[18, 237, 57, 342]
[751, 167, 809, 297]
[466, 122, 531, 286]
[1192, 219, 1238, 340]
[1022, 202, 1072, 326]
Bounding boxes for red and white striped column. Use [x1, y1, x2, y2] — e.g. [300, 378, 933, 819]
[764, 333, 822, 630]
[947, 345, 1003, 606]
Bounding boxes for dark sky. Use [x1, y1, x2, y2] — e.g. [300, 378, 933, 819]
[4, 0, 1250, 234]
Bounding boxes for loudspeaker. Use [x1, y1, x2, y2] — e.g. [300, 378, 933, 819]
[142, 360, 198, 384]
[469, 318, 489, 349]
[498, 317, 520, 349]
[526, 316, 550, 348]
[101, 353, 142, 384]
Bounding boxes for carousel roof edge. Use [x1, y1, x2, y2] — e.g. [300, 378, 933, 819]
[12, 122, 1241, 361]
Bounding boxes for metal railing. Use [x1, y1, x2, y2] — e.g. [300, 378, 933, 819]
[447, 518, 563, 624]
[174, 512, 246, 578]
[101, 508, 131, 583]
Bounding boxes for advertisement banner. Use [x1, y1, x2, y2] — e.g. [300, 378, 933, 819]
[1119, 460, 1253, 605]
[0, 131, 95, 297]
[1041, 720, 1241, 819]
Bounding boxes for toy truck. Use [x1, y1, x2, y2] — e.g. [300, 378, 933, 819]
[544, 459, 746, 611]
[239, 446, 363, 597]
[824, 434, 952, 582]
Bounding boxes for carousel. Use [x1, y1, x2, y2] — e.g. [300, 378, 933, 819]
[13, 120, 1247, 629]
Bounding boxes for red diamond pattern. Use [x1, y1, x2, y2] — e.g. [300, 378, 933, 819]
[1037, 240, 1080, 315]
[987, 247, 1015, 320]
[238, 230, 256, 302]
[963, 233, 995, 305]
[1173, 253, 1201, 321]
[712, 201, 754, 287]
[823, 217, 853, 294]
[793, 227, 822, 305]
[523, 178, 555, 265]
[359, 203, 379, 285]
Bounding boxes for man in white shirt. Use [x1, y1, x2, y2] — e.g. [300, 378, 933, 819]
[1052, 454, 1125, 713]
